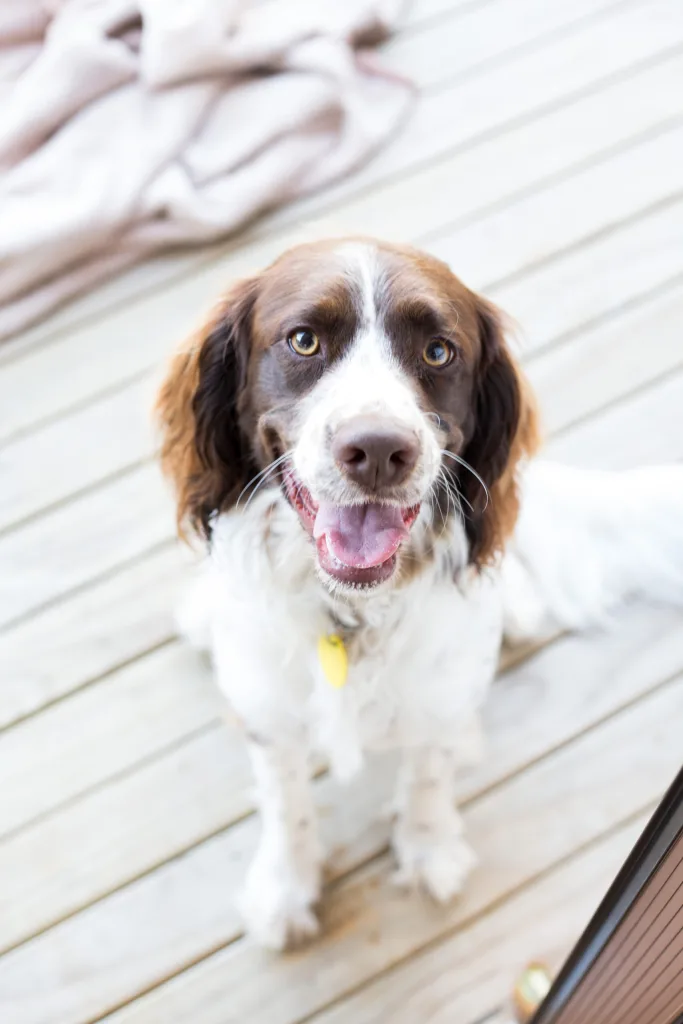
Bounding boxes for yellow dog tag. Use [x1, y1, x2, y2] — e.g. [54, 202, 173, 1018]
[318, 634, 348, 689]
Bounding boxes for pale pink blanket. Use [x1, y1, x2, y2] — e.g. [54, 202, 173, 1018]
[0, 0, 412, 340]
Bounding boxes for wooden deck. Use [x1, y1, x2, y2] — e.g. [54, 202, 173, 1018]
[2, 1, 683, 1021]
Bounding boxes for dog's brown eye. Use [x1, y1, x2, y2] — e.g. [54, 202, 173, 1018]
[423, 339, 453, 368]
[288, 328, 320, 356]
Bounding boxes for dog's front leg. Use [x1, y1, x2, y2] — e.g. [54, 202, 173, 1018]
[392, 746, 477, 903]
[240, 732, 322, 950]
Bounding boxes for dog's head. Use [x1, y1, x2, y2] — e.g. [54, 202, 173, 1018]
[157, 239, 538, 591]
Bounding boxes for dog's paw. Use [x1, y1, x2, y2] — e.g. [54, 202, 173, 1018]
[241, 883, 319, 950]
[392, 827, 477, 903]
[240, 849, 321, 951]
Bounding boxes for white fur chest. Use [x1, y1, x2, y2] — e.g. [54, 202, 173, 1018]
[205, 495, 503, 780]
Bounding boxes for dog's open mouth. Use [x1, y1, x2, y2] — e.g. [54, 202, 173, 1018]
[283, 469, 420, 588]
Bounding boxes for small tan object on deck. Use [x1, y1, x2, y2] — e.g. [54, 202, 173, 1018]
[512, 963, 553, 1022]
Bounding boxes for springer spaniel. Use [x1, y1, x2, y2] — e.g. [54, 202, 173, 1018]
[156, 238, 683, 949]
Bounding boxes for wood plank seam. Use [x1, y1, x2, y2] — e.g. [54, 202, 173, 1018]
[402, 0, 499, 34]
[549, 364, 683, 443]
[520, 267, 683, 361]
[0, 460, 159, 542]
[412, 0, 635, 95]
[0, 733, 251, 959]
[0, 537, 176, 638]
[477, 165, 683, 294]
[0, 366, 153, 449]
[0, 718, 218, 846]
[0, 636, 176, 738]
[418, 115, 683, 263]
[465, 666, 683, 806]
[88, 930, 249, 1024]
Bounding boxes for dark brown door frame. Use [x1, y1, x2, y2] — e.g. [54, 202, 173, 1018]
[530, 764, 683, 1024]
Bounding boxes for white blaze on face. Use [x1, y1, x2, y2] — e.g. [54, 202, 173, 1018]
[293, 242, 441, 504]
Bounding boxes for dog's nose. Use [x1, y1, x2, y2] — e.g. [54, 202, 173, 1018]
[332, 417, 419, 491]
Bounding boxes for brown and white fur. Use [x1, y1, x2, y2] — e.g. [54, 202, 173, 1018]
[156, 238, 683, 949]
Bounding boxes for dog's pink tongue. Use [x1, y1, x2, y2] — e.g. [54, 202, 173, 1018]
[313, 503, 407, 568]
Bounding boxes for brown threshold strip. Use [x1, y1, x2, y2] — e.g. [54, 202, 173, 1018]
[530, 765, 683, 1024]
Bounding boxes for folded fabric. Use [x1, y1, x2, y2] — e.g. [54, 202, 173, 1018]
[0, 0, 413, 340]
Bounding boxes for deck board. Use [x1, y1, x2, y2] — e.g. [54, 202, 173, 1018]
[493, 194, 683, 354]
[0, 546, 188, 732]
[2, 0, 683, 1020]
[382, 0, 614, 91]
[0, 466, 172, 630]
[428, 121, 683, 287]
[104, 678, 683, 1024]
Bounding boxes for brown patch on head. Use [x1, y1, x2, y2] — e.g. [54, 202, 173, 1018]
[155, 242, 363, 540]
[377, 243, 483, 447]
[245, 242, 360, 452]
[373, 242, 541, 567]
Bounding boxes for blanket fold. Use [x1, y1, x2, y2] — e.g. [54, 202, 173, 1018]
[0, 0, 412, 340]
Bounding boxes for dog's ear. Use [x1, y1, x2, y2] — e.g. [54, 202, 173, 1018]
[155, 276, 260, 540]
[459, 295, 540, 567]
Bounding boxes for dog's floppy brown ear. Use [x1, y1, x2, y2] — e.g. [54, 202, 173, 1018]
[155, 276, 260, 540]
[459, 296, 540, 567]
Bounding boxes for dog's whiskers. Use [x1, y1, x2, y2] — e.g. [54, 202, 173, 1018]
[440, 450, 489, 509]
[433, 466, 467, 533]
[238, 451, 293, 510]
[434, 468, 449, 532]
[447, 471, 474, 515]
[447, 474, 467, 521]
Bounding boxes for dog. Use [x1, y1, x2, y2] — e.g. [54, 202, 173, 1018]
[156, 237, 683, 949]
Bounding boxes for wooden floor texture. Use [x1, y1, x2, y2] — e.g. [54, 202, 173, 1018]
[2, 1, 683, 1021]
